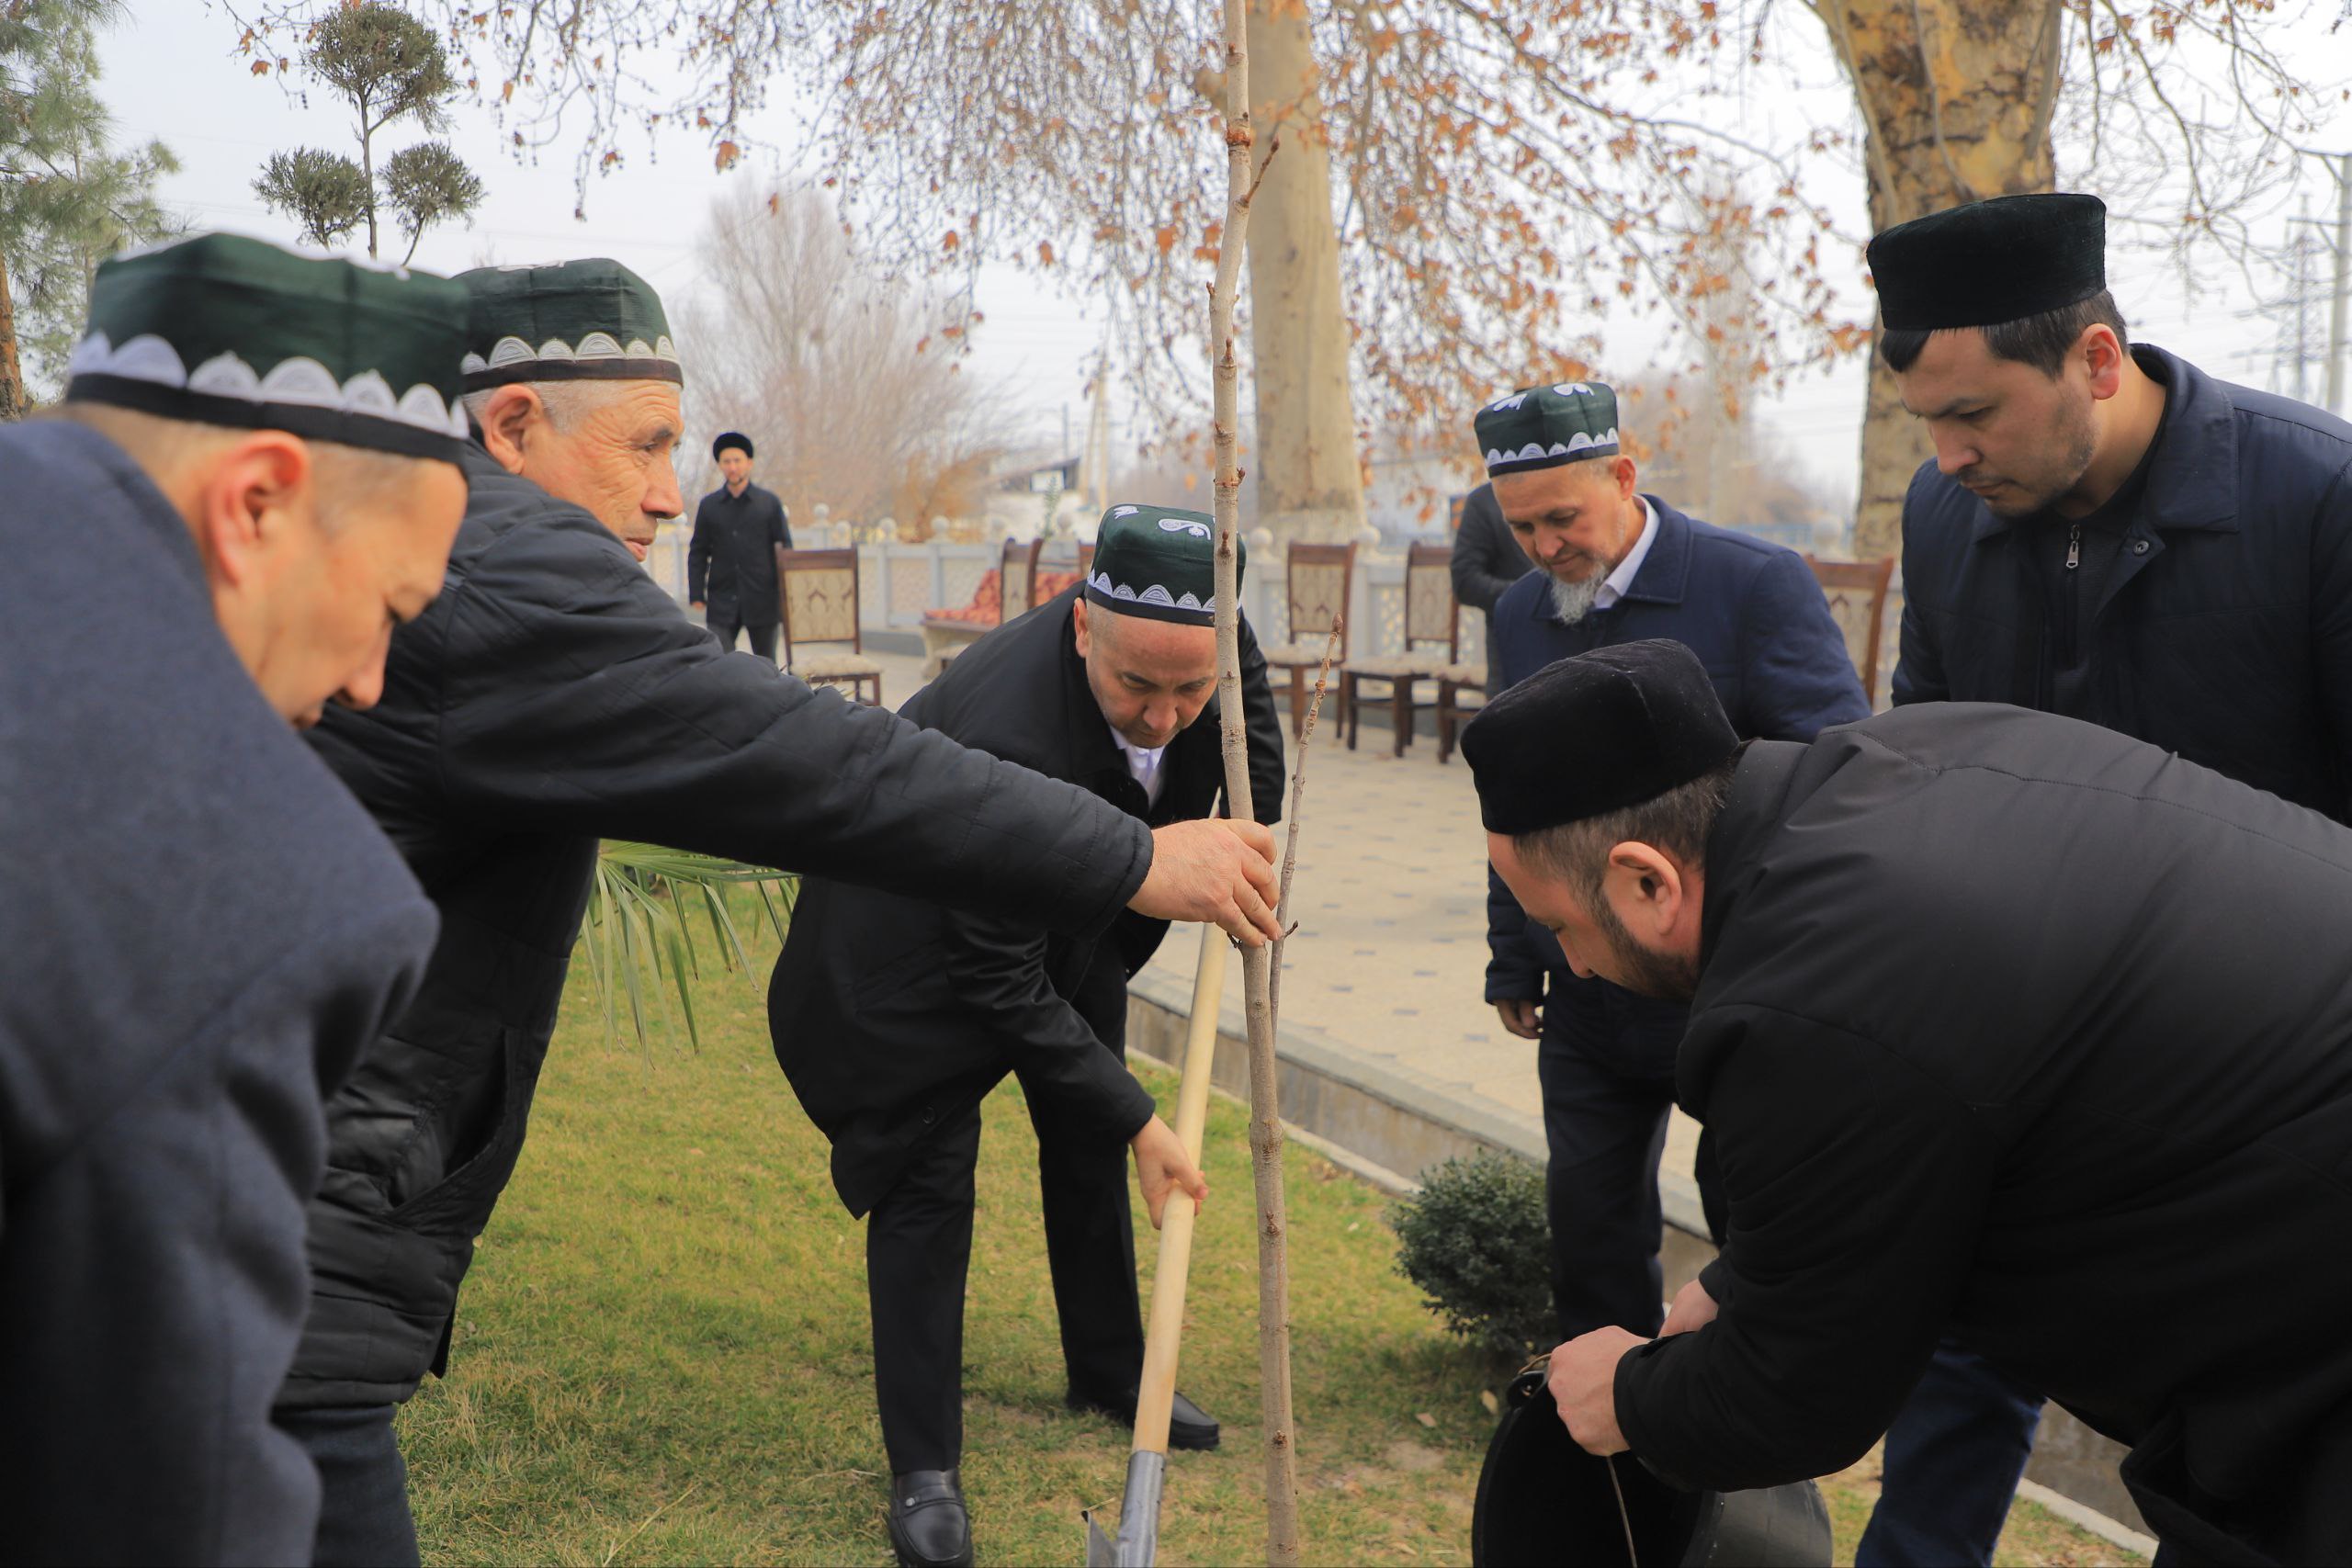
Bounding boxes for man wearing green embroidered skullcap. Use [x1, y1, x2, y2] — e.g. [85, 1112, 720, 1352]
[0, 231, 469, 1562]
[770, 503, 1285, 1568]
[278, 265, 1288, 1566]
[1467, 377, 1865, 1405]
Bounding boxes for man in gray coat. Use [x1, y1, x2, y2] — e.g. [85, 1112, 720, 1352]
[0, 234, 471, 1562]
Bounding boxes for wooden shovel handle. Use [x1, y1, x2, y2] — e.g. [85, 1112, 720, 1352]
[1133, 924, 1228, 1456]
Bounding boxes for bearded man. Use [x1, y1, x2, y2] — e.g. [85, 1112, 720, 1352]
[1474, 379, 1865, 1354]
[273, 261, 1283, 1567]
[0, 233, 471, 1562]
[1475, 640, 2352, 1568]
[1873, 191, 2352, 1567]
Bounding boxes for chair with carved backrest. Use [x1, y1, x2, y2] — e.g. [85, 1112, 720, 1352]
[1260, 542, 1357, 739]
[932, 536, 1046, 675]
[998, 536, 1045, 624]
[1801, 553, 1898, 708]
[775, 546, 883, 705]
[1339, 543, 1459, 758]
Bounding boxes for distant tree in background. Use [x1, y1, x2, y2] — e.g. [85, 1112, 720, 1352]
[229, 0, 2342, 555]
[0, 0, 179, 417]
[679, 188, 1016, 538]
[251, 0, 481, 261]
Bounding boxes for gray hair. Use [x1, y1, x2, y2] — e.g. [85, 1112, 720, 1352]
[458, 379, 618, 436]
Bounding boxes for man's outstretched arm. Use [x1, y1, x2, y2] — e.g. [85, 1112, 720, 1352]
[424, 522, 1280, 943]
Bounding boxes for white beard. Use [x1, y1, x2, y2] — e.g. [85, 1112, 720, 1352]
[1548, 572, 1603, 625]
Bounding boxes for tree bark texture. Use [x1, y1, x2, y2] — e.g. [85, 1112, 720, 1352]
[0, 248, 23, 423]
[1244, 0, 1365, 548]
[1812, 0, 2061, 558]
[1212, 0, 1305, 1558]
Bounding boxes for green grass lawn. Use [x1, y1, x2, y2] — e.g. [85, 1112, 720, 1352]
[396, 897, 2139, 1566]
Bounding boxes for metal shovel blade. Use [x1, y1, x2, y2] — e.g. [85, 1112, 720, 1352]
[1083, 1509, 1117, 1568]
[1081, 1450, 1166, 1566]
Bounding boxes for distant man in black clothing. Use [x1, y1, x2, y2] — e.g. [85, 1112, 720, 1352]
[1448, 481, 1533, 613]
[770, 503, 1284, 1568]
[688, 429, 791, 658]
[1472, 642, 2352, 1568]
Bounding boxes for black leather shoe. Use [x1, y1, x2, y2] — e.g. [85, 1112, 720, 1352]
[1067, 1384, 1222, 1451]
[886, 1468, 973, 1568]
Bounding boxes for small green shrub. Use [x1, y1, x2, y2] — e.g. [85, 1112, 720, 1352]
[1388, 1148, 1553, 1359]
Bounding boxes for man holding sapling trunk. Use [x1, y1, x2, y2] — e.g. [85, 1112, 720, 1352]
[769, 503, 1284, 1568]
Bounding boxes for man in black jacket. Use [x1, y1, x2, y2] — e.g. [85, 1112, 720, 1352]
[1448, 479, 1532, 613]
[277, 262, 1283, 1567]
[1872, 192, 2352, 1563]
[770, 504, 1283, 1568]
[1472, 642, 2352, 1567]
[688, 429, 791, 657]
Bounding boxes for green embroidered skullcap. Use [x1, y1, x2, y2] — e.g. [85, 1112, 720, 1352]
[64, 231, 471, 462]
[1475, 381, 1622, 477]
[1085, 503, 1243, 626]
[458, 258, 682, 389]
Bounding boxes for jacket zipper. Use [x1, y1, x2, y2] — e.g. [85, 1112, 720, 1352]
[2065, 522, 2082, 570]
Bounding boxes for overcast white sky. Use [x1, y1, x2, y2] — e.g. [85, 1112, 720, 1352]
[98, 2, 2351, 517]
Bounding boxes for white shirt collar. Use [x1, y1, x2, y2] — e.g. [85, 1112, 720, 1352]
[1593, 496, 1658, 612]
[1107, 720, 1168, 807]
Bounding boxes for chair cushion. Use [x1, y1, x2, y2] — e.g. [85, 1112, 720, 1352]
[792, 651, 885, 678]
[1343, 653, 1447, 679]
[1261, 641, 1344, 666]
[1437, 662, 1489, 687]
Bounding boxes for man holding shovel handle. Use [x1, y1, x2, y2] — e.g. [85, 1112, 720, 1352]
[768, 502, 1284, 1568]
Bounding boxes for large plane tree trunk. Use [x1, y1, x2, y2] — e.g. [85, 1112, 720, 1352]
[1241, 0, 1365, 547]
[1815, 0, 2062, 558]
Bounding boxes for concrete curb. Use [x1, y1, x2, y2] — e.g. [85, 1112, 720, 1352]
[1122, 971, 2153, 1548]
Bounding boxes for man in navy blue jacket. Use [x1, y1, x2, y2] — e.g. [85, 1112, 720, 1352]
[1475, 381, 1867, 1345]
[1868, 192, 2352, 1567]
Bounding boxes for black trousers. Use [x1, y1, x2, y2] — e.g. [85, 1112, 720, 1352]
[1536, 1029, 1723, 1342]
[707, 608, 778, 661]
[866, 972, 1145, 1474]
[276, 1403, 422, 1568]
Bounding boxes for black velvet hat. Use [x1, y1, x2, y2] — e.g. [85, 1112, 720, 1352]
[1866, 193, 2107, 332]
[712, 431, 753, 460]
[1462, 640, 1738, 834]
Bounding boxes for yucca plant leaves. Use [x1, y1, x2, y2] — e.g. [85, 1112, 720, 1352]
[578, 841, 797, 1055]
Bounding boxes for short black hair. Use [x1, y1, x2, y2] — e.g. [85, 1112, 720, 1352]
[1879, 289, 2130, 377]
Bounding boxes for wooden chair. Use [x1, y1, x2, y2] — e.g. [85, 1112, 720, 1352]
[1340, 542, 1457, 757]
[775, 546, 883, 705]
[1434, 605, 1487, 764]
[930, 537, 1046, 674]
[998, 536, 1045, 624]
[1078, 541, 1097, 579]
[1801, 554, 1898, 707]
[1261, 542, 1357, 738]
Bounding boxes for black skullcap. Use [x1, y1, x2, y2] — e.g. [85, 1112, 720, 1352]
[1867, 193, 2106, 333]
[1462, 640, 1738, 835]
[712, 431, 753, 460]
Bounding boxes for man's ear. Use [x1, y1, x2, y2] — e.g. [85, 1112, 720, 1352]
[192, 431, 312, 589]
[475, 385, 545, 475]
[1071, 596, 1092, 659]
[1602, 840, 1684, 937]
[2082, 323, 2127, 400]
[1611, 453, 1640, 502]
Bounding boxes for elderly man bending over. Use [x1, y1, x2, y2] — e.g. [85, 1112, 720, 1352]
[274, 261, 1282, 1567]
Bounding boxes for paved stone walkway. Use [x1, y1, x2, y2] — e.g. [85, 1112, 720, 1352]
[838, 629, 1701, 1189]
